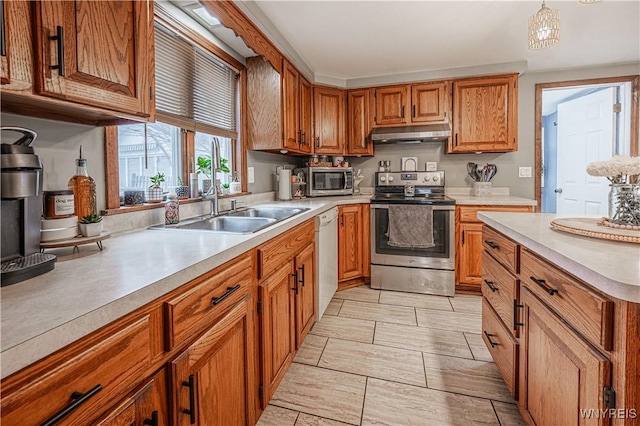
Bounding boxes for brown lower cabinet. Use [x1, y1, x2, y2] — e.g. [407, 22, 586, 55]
[0, 219, 317, 426]
[338, 203, 370, 289]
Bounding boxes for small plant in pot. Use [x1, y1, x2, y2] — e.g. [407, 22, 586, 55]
[147, 173, 165, 203]
[196, 156, 212, 194]
[221, 183, 230, 195]
[79, 214, 103, 237]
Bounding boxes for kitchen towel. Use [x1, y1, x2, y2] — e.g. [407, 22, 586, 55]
[387, 204, 435, 248]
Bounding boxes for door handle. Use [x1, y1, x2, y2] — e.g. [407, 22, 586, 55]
[50, 26, 65, 76]
[182, 375, 196, 424]
[554, 188, 563, 194]
[291, 271, 299, 294]
[42, 385, 103, 426]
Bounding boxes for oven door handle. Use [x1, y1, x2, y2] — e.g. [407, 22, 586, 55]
[370, 204, 454, 211]
[344, 171, 348, 190]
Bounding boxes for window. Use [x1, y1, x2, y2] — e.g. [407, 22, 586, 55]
[106, 16, 244, 211]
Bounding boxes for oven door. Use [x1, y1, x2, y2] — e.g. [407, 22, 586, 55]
[370, 204, 454, 270]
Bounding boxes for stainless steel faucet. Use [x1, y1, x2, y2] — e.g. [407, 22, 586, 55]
[202, 137, 221, 216]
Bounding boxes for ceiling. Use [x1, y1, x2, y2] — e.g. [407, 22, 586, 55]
[235, 0, 639, 85]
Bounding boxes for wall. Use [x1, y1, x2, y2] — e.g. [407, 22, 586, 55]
[247, 150, 302, 194]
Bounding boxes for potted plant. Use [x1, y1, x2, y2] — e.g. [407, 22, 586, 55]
[196, 156, 212, 194]
[79, 214, 103, 237]
[147, 173, 165, 203]
[221, 183, 230, 195]
[175, 177, 190, 199]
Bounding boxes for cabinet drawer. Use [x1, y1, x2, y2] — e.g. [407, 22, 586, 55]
[1, 316, 151, 425]
[482, 299, 518, 400]
[165, 255, 253, 350]
[482, 226, 519, 274]
[458, 205, 532, 223]
[520, 249, 614, 351]
[258, 220, 314, 280]
[482, 251, 518, 336]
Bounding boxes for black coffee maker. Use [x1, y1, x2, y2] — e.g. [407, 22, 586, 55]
[1, 127, 56, 286]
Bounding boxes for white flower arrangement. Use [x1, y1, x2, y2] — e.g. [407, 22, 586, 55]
[586, 155, 640, 184]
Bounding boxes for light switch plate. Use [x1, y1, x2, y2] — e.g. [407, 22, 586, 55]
[248, 167, 255, 183]
[519, 167, 532, 178]
[426, 162, 437, 171]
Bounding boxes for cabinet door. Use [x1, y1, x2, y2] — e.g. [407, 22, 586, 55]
[96, 369, 168, 426]
[346, 89, 373, 156]
[1, 0, 9, 85]
[450, 75, 517, 153]
[258, 262, 296, 407]
[299, 75, 313, 154]
[374, 86, 408, 126]
[520, 288, 611, 426]
[247, 56, 282, 151]
[170, 297, 256, 426]
[33, 0, 153, 117]
[314, 86, 345, 155]
[339, 205, 363, 281]
[411, 81, 449, 123]
[294, 242, 316, 348]
[456, 222, 484, 290]
[282, 60, 300, 152]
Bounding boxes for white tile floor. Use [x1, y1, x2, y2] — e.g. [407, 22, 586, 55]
[257, 286, 526, 426]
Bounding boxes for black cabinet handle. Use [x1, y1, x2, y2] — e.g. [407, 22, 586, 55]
[484, 240, 499, 249]
[50, 25, 65, 77]
[513, 302, 524, 329]
[315, 136, 319, 147]
[182, 375, 196, 424]
[0, 1, 6, 57]
[484, 331, 498, 348]
[530, 276, 559, 295]
[299, 264, 305, 287]
[211, 284, 241, 306]
[291, 272, 299, 294]
[412, 104, 416, 118]
[483, 279, 498, 292]
[401, 106, 405, 118]
[41, 384, 102, 426]
[143, 411, 159, 426]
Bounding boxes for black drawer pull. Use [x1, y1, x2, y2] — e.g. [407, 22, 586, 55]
[483, 279, 498, 292]
[143, 411, 159, 426]
[41, 384, 102, 426]
[299, 264, 305, 287]
[0, 1, 6, 57]
[182, 374, 196, 424]
[211, 284, 241, 305]
[50, 26, 65, 77]
[484, 331, 498, 348]
[530, 276, 559, 295]
[291, 272, 299, 294]
[513, 302, 524, 329]
[484, 240, 499, 249]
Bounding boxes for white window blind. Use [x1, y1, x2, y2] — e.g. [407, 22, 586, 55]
[155, 24, 238, 136]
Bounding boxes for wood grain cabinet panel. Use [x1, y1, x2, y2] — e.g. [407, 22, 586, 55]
[298, 75, 313, 154]
[170, 297, 256, 426]
[33, 0, 154, 118]
[246, 56, 282, 151]
[0, 0, 9, 85]
[282, 60, 300, 152]
[314, 86, 345, 155]
[482, 298, 518, 399]
[449, 74, 517, 153]
[258, 220, 314, 280]
[374, 85, 408, 126]
[1, 316, 152, 425]
[294, 242, 316, 348]
[482, 250, 519, 335]
[482, 226, 520, 274]
[519, 288, 611, 426]
[346, 89, 373, 156]
[338, 204, 364, 281]
[411, 81, 449, 123]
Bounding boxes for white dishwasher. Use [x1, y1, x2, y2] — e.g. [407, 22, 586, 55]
[315, 207, 338, 320]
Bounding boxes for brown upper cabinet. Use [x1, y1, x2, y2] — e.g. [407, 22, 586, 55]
[373, 81, 449, 127]
[33, 0, 154, 119]
[346, 89, 373, 156]
[1, 0, 9, 85]
[282, 59, 313, 154]
[448, 74, 518, 153]
[313, 86, 345, 155]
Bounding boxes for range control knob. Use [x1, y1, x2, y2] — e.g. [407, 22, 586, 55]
[432, 176, 439, 182]
[380, 176, 386, 182]
[423, 176, 431, 182]
[388, 176, 394, 182]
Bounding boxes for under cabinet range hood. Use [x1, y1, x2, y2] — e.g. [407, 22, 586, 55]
[370, 124, 451, 144]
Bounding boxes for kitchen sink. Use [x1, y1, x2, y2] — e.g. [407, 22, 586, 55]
[149, 206, 309, 234]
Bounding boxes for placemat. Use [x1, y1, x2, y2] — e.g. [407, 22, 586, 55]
[550, 218, 640, 244]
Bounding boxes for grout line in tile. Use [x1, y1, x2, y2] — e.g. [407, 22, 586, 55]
[360, 377, 369, 426]
[316, 336, 330, 366]
[270, 400, 358, 426]
[414, 307, 418, 326]
[462, 332, 476, 360]
[421, 379, 503, 403]
[447, 295, 455, 311]
[490, 400, 503, 426]
[421, 348, 429, 389]
[372, 321, 377, 344]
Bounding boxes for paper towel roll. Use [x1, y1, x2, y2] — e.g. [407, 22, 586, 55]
[278, 169, 292, 200]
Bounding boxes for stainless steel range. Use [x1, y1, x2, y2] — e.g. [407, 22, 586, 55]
[370, 171, 455, 296]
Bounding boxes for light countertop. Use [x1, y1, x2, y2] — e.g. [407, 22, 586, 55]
[479, 212, 640, 303]
[451, 195, 537, 206]
[0, 196, 370, 379]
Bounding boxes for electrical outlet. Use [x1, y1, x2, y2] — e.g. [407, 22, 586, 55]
[248, 167, 255, 183]
[426, 162, 437, 171]
[519, 167, 532, 178]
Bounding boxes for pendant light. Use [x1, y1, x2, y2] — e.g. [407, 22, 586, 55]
[528, 1, 560, 50]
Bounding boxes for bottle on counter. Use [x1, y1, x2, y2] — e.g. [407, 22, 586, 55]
[165, 192, 179, 225]
[68, 146, 97, 220]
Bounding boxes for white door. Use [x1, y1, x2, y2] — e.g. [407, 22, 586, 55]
[556, 88, 615, 215]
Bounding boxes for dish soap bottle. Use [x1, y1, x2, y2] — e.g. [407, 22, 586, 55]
[165, 192, 179, 225]
[68, 146, 97, 219]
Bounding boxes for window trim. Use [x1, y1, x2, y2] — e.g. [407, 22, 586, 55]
[104, 8, 247, 212]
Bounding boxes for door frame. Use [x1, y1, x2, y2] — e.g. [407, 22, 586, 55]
[534, 75, 639, 211]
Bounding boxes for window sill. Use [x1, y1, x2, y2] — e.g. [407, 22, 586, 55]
[101, 192, 252, 216]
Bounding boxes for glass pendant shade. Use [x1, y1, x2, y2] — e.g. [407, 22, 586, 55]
[528, 1, 560, 49]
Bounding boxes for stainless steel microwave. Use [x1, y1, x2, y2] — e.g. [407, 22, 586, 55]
[296, 167, 354, 197]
